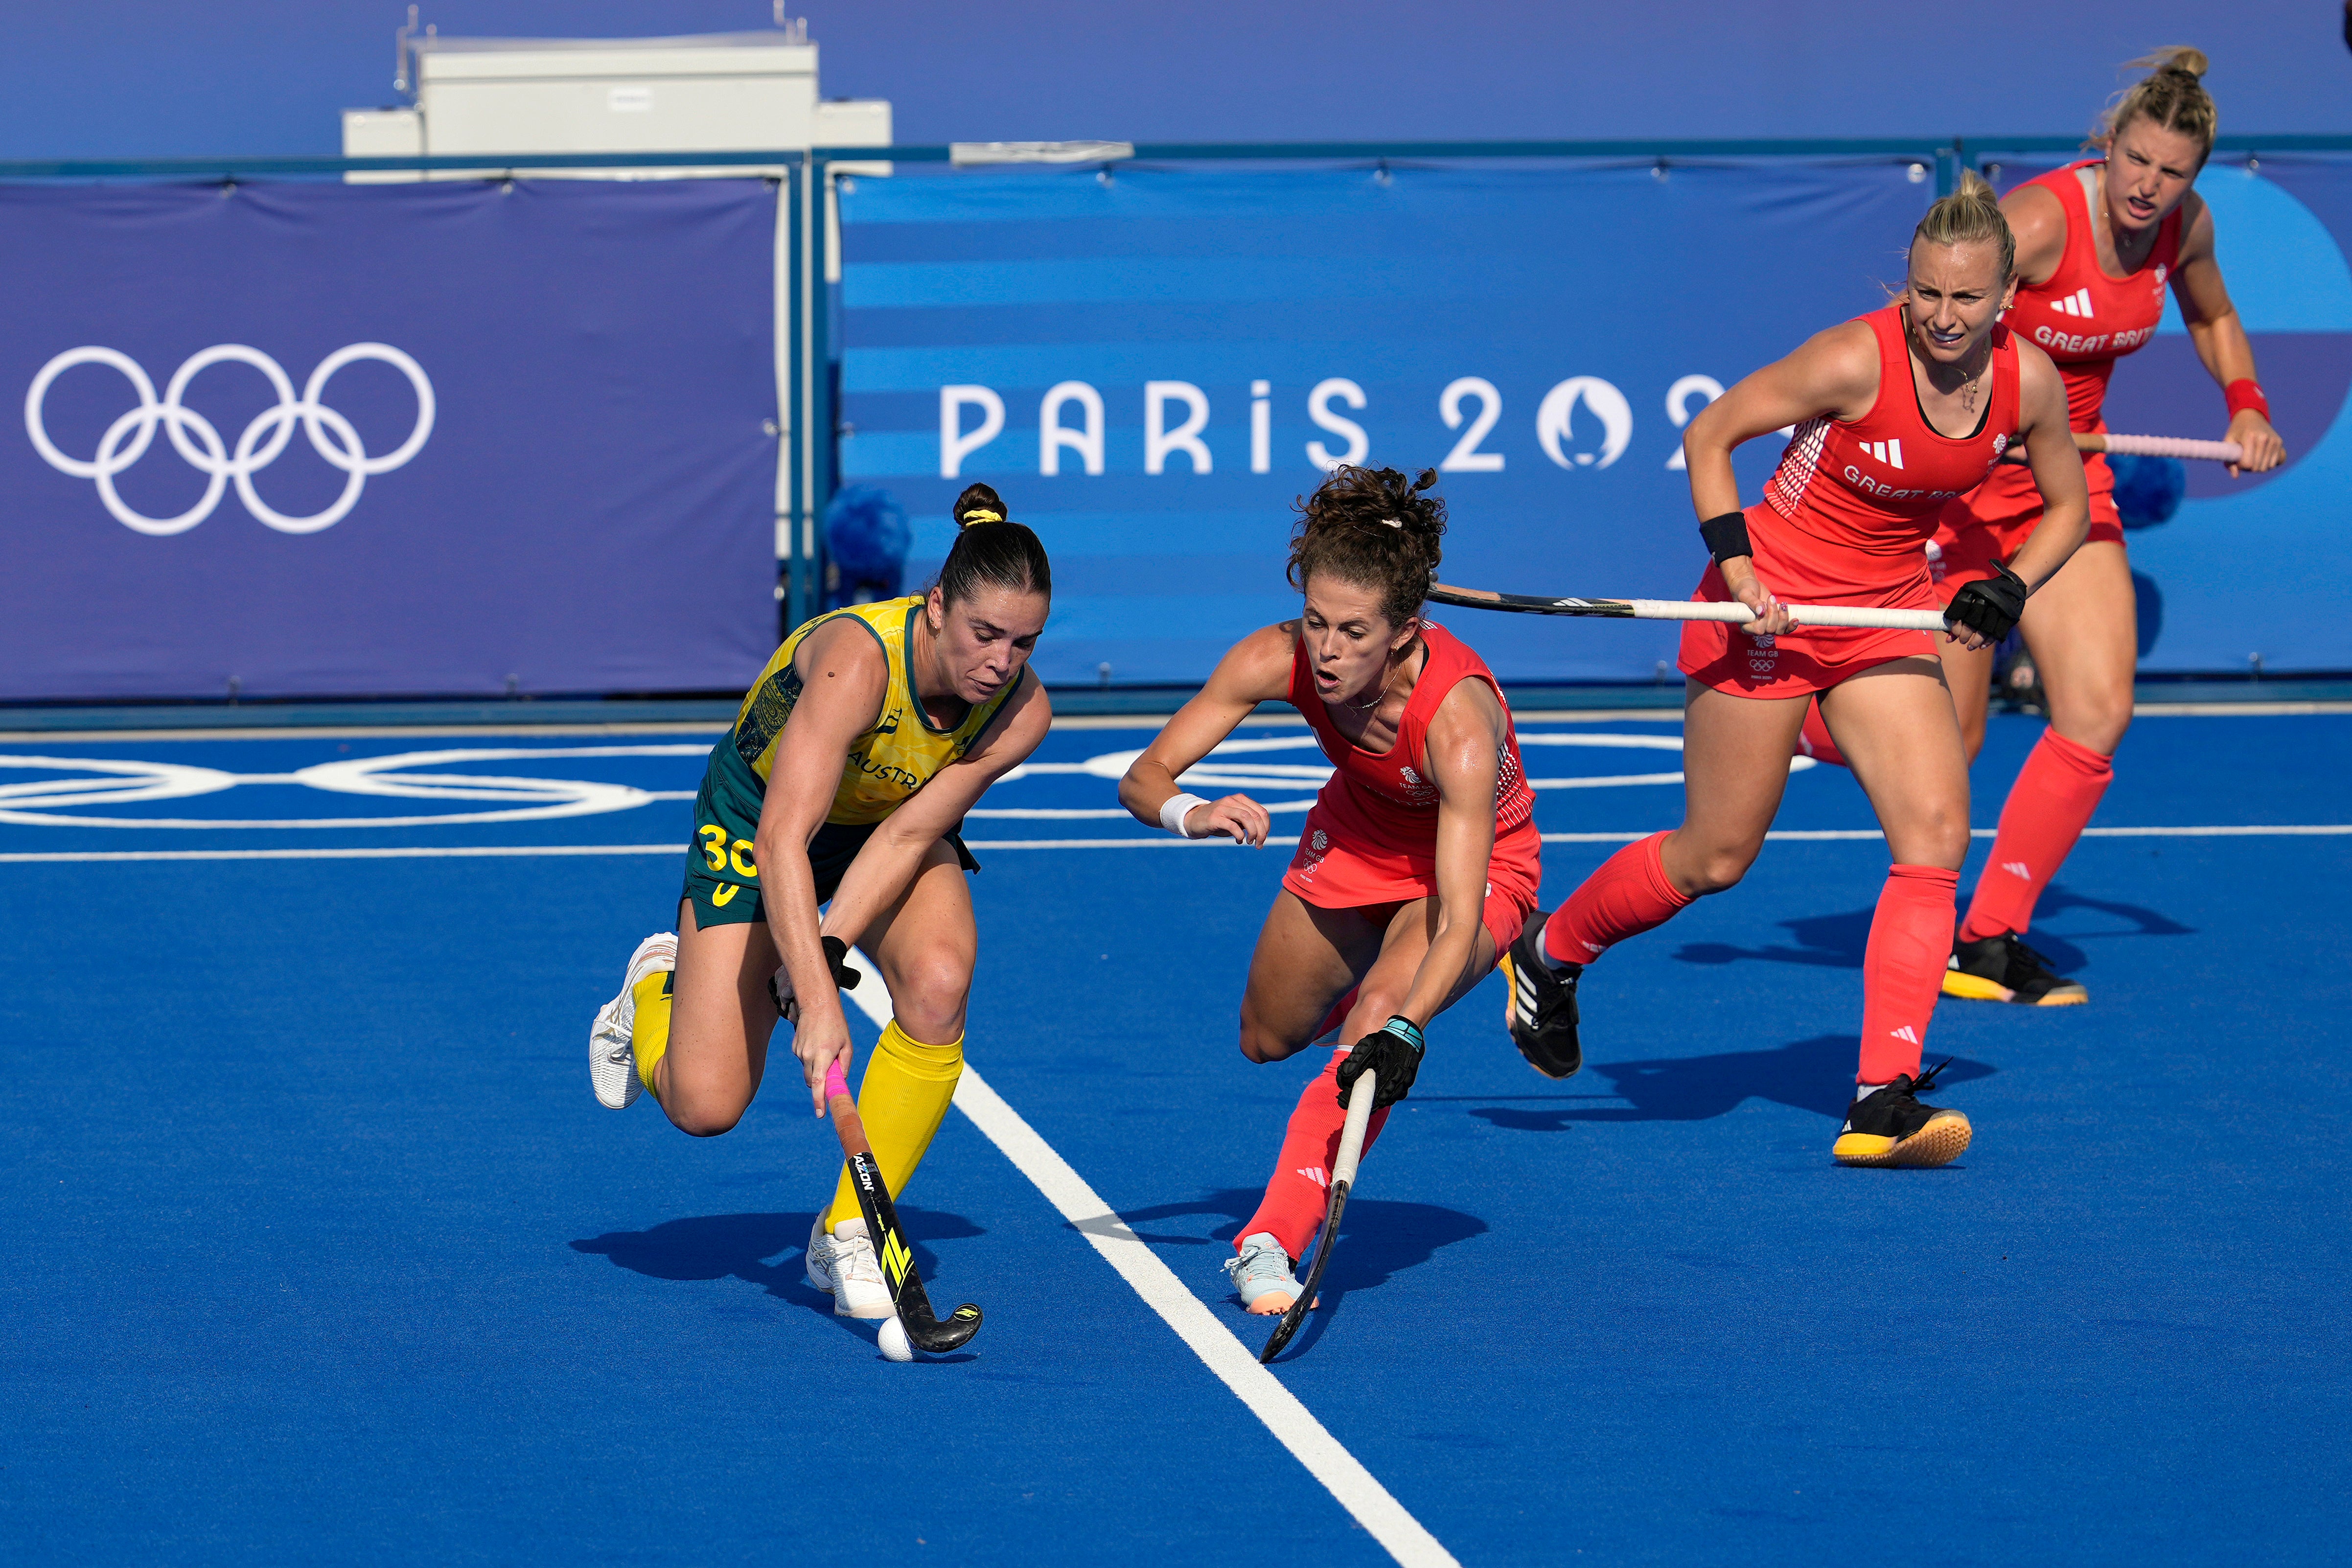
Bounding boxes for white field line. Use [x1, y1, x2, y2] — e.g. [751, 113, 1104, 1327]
[830, 950, 1459, 1568]
[2133, 702, 2352, 717]
[0, 724, 732, 744]
[9, 825, 2352, 865]
[0, 844, 683, 864]
[6, 697, 2342, 747]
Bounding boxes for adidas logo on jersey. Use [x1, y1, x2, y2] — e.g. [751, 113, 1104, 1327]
[1859, 437, 1905, 470]
[2050, 286, 2095, 319]
[1890, 1025, 1920, 1045]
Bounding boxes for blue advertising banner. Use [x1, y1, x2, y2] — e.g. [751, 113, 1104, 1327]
[2101, 156, 2352, 674]
[837, 158, 2352, 682]
[0, 180, 778, 701]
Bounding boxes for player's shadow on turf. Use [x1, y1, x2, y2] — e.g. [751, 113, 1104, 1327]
[1469, 1035, 1995, 1124]
[1103, 1188, 1486, 1291]
[1672, 906, 1873, 969]
[571, 1208, 983, 1320]
[1671, 884, 2191, 973]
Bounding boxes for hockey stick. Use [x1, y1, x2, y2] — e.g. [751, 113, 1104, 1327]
[1259, 1067, 1376, 1363]
[1428, 582, 1947, 632]
[1999, 431, 2244, 464]
[2091, 432, 2242, 462]
[823, 1058, 983, 1354]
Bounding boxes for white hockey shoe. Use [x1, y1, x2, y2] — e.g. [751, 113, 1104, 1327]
[588, 932, 676, 1110]
[805, 1215, 895, 1319]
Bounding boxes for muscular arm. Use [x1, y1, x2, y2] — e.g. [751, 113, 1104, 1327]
[2002, 342, 2092, 595]
[750, 619, 889, 1108]
[822, 672, 1053, 947]
[2171, 193, 2287, 474]
[1394, 680, 1506, 1029]
[2001, 182, 2069, 290]
[1681, 320, 1882, 634]
[1116, 623, 1294, 846]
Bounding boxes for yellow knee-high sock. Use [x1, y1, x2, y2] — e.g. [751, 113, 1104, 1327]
[631, 969, 675, 1100]
[821, 1021, 964, 1231]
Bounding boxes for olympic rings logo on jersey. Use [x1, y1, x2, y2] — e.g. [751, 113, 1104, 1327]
[23, 343, 434, 536]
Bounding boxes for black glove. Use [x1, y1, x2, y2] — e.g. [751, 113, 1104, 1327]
[1946, 562, 2028, 644]
[1336, 1016, 1425, 1110]
[769, 935, 861, 1017]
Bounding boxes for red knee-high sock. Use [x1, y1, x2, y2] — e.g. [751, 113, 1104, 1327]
[1797, 697, 1849, 769]
[1859, 864, 1960, 1084]
[1543, 830, 1694, 966]
[1960, 729, 2114, 943]
[1238, 1047, 1393, 1261]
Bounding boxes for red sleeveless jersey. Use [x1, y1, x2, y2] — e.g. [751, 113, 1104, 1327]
[1929, 159, 2185, 576]
[1753, 302, 2021, 596]
[1288, 622, 1534, 846]
[1682, 304, 2018, 695]
[2004, 158, 2183, 433]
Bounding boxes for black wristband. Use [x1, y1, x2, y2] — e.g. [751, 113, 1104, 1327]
[1698, 510, 1752, 565]
[1945, 561, 2029, 644]
[768, 936, 861, 1017]
[820, 934, 861, 991]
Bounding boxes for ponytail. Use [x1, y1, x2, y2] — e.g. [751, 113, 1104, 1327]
[2097, 47, 2217, 160]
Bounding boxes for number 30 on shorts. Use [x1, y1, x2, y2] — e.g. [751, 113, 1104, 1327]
[698, 825, 758, 879]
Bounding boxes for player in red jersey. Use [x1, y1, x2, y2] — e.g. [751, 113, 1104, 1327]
[1118, 465, 1542, 1312]
[1928, 49, 2282, 1005]
[1502, 175, 2088, 1168]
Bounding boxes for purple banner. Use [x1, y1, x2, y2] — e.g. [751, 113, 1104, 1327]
[0, 180, 778, 700]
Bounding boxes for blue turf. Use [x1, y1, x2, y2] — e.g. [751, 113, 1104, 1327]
[2, 712, 2348, 1564]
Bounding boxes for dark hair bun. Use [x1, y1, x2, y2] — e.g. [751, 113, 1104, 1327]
[934, 483, 1051, 607]
[1286, 465, 1446, 626]
[952, 482, 1007, 527]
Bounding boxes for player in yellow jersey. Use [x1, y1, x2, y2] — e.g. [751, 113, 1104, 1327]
[588, 484, 1052, 1318]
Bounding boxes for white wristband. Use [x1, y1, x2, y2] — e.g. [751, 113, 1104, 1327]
[1158, 792, 1211, 837]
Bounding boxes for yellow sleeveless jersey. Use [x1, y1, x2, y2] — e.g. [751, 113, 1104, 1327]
[720, 595, 1017, 827]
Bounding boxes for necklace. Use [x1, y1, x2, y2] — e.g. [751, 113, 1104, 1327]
[1339, 639, 1417, 714]
[1340, 660, 1396, 712]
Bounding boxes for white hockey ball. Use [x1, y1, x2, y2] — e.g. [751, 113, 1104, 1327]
[878, 1315, 913, 1362]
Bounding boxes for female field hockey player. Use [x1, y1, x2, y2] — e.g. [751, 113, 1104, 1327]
[1925, 48, 2283, 1005]
[588, 485, 1052, 1317]
[1503, 175, 2088, 1169]
[1117, 465, 1542, 1313]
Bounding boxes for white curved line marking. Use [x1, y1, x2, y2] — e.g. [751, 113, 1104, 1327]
[0, 745, 708, 829]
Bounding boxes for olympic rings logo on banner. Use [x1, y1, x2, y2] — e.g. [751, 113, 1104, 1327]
[23, 344, 435, 536]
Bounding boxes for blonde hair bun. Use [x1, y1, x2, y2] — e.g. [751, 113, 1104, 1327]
[1913, 168, 2017, 281]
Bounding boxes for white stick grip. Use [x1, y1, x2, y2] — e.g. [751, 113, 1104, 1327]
[1332, 1070, 1376, 1189]
[2098, 433, 2244, 463]
[1622, 599, 1949, 631]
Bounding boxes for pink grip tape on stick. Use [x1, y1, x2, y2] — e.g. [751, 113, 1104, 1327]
[2097, 433, 2244, 463]
[824, 1061, 850, 1102]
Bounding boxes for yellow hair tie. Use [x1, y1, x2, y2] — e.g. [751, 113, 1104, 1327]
[961, 509, 1003, 525]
